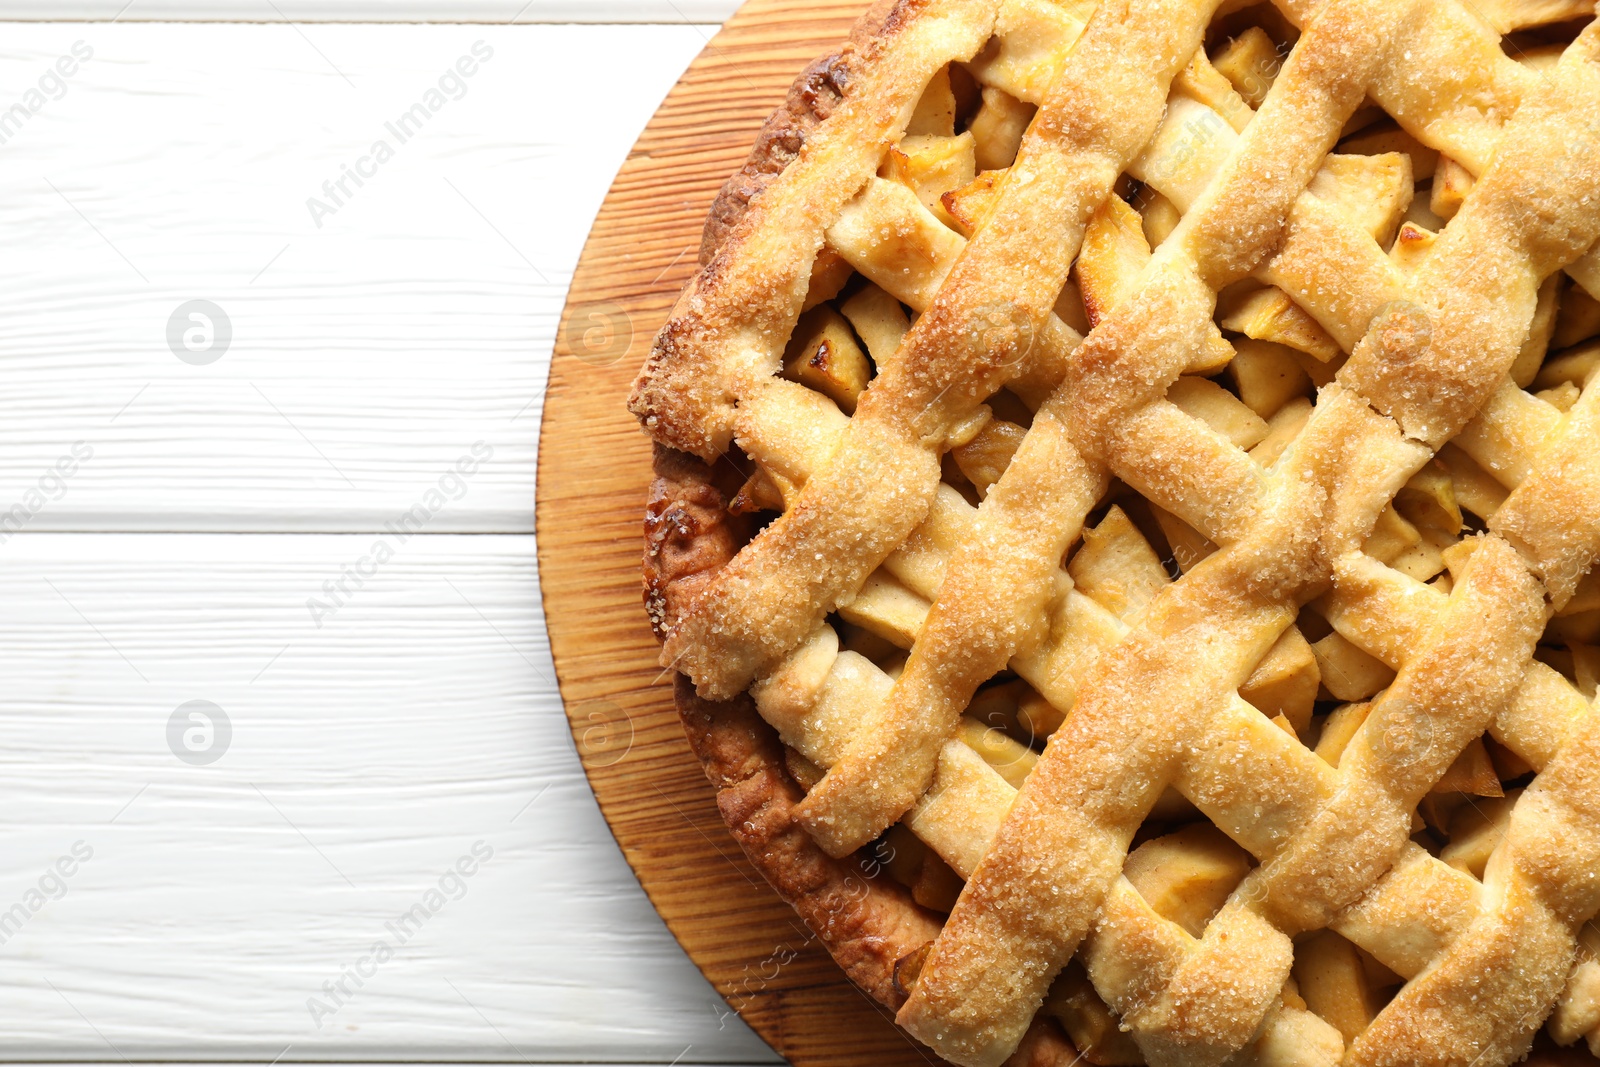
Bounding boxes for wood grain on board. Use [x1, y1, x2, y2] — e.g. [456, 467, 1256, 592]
[535, 7, 1600, 1067]
[538, 3, 947, 1065]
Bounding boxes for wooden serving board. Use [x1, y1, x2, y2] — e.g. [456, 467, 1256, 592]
[536, 3, 943, 1065]
[534, 7, 1600, 1067]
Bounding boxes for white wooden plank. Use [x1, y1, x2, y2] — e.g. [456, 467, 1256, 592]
[0, 23, 708, 531]
[0, 532, 778, 1064]
[0, 18, 794, 1066]
[0, 2, 743, 20]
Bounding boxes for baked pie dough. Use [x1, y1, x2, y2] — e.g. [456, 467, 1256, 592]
[630, 0, 1600, 1064]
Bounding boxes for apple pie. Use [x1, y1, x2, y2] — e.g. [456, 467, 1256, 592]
[630, 0, 1600, 1064]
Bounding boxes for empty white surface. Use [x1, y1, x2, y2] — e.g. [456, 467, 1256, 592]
[0, 2, 745, 20]
[0, 19, 781, 1067]
[0, 21, 717, 530]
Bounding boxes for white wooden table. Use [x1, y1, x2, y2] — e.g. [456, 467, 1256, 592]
[0, 4, 785, 1064]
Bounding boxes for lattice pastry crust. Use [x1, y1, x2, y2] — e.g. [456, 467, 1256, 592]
[632, 1, 1600, 1065]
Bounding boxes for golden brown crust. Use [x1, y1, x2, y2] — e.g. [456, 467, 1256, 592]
[637, 14, 983, 1031]
[648, 446, 1080, 1061]
[627, 1, 1600, 1063]
[643, 446, 748, 643]
[698, 55, 852, 269]
[675, 674, 942, 1008]
[646, 445, 943, 1008]
[696, 0, 906, 268]
[630, 0, 910, 462]
[638, 18, 964, 1018]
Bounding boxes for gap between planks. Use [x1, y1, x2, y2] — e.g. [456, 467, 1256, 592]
[0, 532, 776, 1063]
